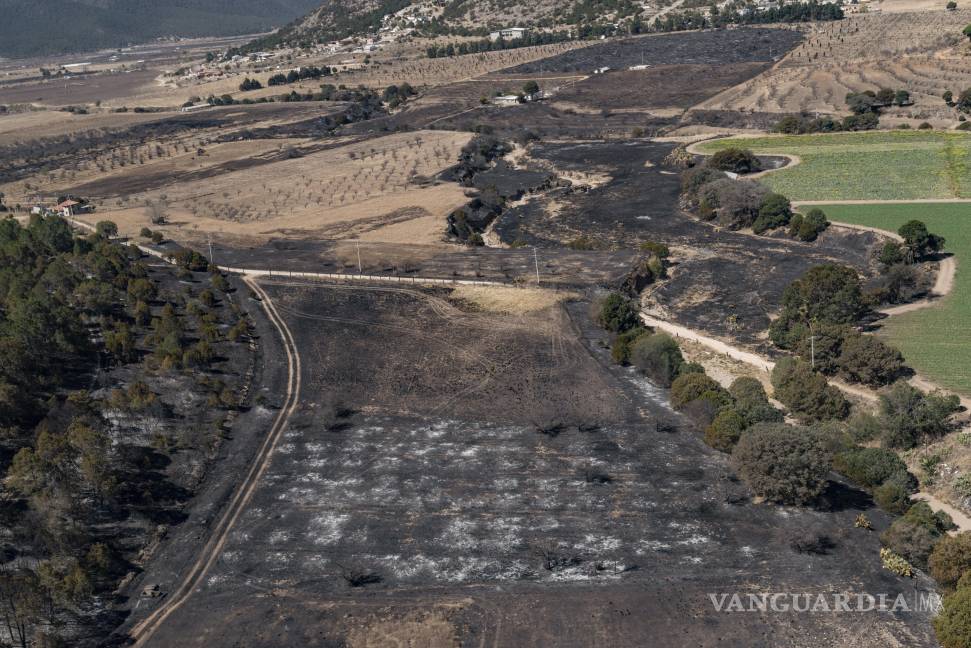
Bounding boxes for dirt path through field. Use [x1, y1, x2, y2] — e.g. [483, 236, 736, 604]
[130, 276, 302, 646]
[913, 492, 971, 533]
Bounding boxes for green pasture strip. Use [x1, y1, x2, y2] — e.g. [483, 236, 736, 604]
[816, 203, 971, 395]
[697, 131, 971, 201]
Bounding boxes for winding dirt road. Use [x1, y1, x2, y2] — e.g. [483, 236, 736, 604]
[129, 276, 302, 646]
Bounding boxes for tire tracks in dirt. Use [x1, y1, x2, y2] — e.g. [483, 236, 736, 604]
[128, 275, 302, 646]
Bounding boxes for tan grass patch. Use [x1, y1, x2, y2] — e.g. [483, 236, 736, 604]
[451, 285, 579, 314]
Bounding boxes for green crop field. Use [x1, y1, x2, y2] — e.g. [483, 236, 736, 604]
[697, 131, 971, 201]
[816, 203, 971, 395]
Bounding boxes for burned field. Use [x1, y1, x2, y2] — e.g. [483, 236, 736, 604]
[494, 140, 880, 344]
[139, 281, 937, 647]
[503, 28, 804, 75]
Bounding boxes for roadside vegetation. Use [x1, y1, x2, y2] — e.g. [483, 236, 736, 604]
[820, 203, 971, 395]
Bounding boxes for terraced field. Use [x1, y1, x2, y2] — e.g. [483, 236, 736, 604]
[698, 131, 971, 200]
[820, 203, 971, 394]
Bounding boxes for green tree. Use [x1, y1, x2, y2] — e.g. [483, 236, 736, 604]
[95, 221, 118, 239]
[731, 422, 829, 505]
[598, 293, 638, 332]
[935, 587, 971, 648]
[930, 532, 971, 590]
[752, 193, 792, 234]
[704, 408, 746, 452]
[630, 333, 685, 387]
[770, 357, 849, 422]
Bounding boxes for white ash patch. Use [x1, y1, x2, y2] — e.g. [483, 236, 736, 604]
[268, 530, 290, 545]
[275, 443, 296, 455]
[309, 512, 349, 546]
[576, 534, 622, 552]
[678, 534, 710, 546]
[438, 518, 479, 551]
[635, 539, 672, 554]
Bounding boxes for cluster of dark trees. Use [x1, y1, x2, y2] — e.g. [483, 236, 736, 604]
[0, 214, 250, 646]
[650, 0, 843, 34]
[267, 66, 334, 86]
[868, 220, 946, 305]
[680, 148, 828, 240]
[238, 77, 263, 92]
[426, 30, 573, 58]
[774, 111, 879, 134]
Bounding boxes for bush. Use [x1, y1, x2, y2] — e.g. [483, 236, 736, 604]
[769, 264, 869, 350]
[630, 333, 685, 387]
[833, 447, 907, 488]
[771, 358, 849, 422]
[598, 293, 639, 333]
[793, 208, 828, 242]
[930, 533, 971, 590]
[708, 147, 761, 174]
[846, 411, 881, 443]
[752, 193, 793, 234]
[704, 408, 747, 452]
[670, 373, 724, 410]
[697, 179, 769, 230]
[95, 220, 118, 238]
[836, 333, 904, 386]
[610, 326, 650, 364]
[874, 471, 918, 515]
[934, 588, 971, 648]
[729, 377, 783, 425]
[731, 422, 829, 505]
[898, 219, 946, 260]
[879, 381, 960, 449]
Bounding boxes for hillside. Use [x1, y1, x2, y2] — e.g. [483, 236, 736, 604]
[0, 0, 324, 59]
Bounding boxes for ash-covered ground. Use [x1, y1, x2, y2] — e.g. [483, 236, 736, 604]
[141, 284, 937, 648]
[496, 140, 880, 345]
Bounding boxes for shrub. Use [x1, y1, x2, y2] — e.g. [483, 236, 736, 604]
[879, 381, 960, 449]
[918, 122, 933, 130]
[610, 326, 650, 364]
[934, 588, 971, 648]
[752, 193, 793, 234]
[670, 373, 724, 410]
[878, 241, 905, 266]
[598, 293, 639, 333]
[729, 377, 783, 425]
[707, 147, 761, 174]
[704, 408, 746, 452]
[731, 422, 829, 505]
[794, 208, 828, 242]
[846, 412, 881, 443]
[698, 178, 769, 229]
[679, 362, 705, 376]
[95, 220, 118, 238]
[930, 533, 971, 590]
[874, 472, 918, 515]
[769, 264, 868, 349]
[837, 333, 904, 386]
[771, 358, 849, 422]
[630, 333, 685, 387]
[833, 447, 908, 489]
[681, 166, 726, 200]
[898, 219, 946, 260]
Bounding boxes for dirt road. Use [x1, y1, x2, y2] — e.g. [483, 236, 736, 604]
[913, 492, 971, 533]
[129, 276, 302, 646]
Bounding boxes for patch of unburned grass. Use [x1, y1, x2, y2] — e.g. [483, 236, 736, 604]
[450, 285, 578, 314]
[698, 131, 971, 201]
[818, 202, 971, 395]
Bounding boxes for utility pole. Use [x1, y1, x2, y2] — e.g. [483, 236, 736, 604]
[357, 241, 363, 274]
[207, 233, 214, 266]
[533, 247, 540, 284]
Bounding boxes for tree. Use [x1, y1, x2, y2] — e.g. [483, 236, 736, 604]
[770, 357, 849, 422]
[881, 519, 937, 568]
[945, 90, 954, 105]
[898, 219, 945, 259]
[836, 332, 904, 386]
[846, 91, 878, 114]
[630, 333, 685, 387]
[964, 23, 971, 41]
[894, 89, 911, 106]
[833, 446, 908, 488]
[935, 587, 971, 648]
[752, 193, 792, 234]
[959, 88, 971, 113]
[875, 87, 896, 105]
[769, 264, 868, 349]
[879, 381, 960, 448]
[598, 293, 638, 332]
[95, 221, 118, 238]
[731, 422, 829, 505]
[522, 80, 540, 95]
[947, 1, 958, 9]
[930, 532, 971, 590]
[704, 408, 746, 452]
[790, 207, 828, 241]
[670, 373, 724, 409]
[707, 147, 761, 174]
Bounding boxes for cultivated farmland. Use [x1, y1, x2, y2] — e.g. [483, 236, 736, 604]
[819, 202, 971, 395]
[698, 131, 971, 200]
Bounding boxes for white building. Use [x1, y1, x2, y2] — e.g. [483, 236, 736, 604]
[489, 27, 527, 42]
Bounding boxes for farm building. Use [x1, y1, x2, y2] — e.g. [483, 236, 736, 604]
[489, 28, 527, 42]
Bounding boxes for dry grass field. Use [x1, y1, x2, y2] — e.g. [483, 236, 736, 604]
[75, 130, 472, 245]
[698, 10, 971, 119]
